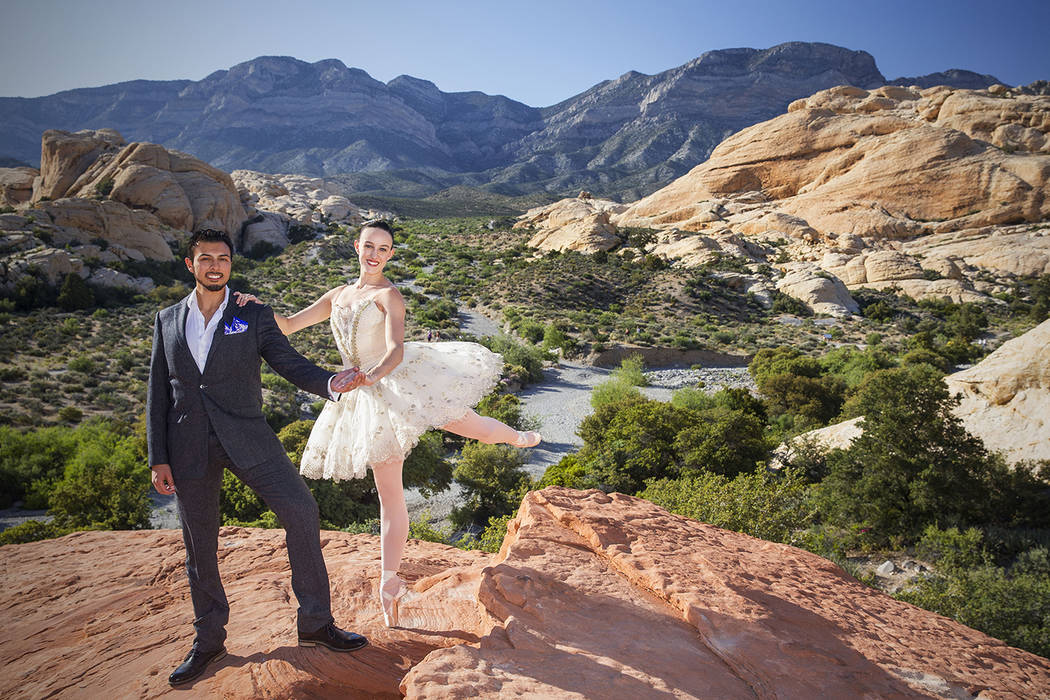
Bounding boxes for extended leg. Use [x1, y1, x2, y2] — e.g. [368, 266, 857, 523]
[441, 409, 535, 445]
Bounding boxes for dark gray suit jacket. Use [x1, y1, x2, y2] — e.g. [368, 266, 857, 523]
[147, 291, 334, 479]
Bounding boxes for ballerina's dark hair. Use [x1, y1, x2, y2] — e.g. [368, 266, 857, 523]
[359, 219, 395, 242]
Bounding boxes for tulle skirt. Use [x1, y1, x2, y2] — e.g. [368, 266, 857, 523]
[299, 341, 503, 481]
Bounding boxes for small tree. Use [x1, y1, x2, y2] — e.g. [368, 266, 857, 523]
[450, 442, 530, 528]
[57, 272, 94, 311]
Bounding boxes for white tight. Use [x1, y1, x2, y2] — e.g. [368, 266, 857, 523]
[371, 409, 521, 573]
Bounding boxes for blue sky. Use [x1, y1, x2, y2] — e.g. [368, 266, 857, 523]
[2, 0, 1048, 106]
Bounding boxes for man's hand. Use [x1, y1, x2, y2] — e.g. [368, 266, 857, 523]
[331, 367, 365, 393]
[151, 464, 176, 495]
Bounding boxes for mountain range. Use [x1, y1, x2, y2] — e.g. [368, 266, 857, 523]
[0, 42, 1005, 200]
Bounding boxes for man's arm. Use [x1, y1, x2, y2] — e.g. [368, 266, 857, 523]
[256, 305, 341, 398]
[146, 313, 176, 494]
[146, 313, 170, 466]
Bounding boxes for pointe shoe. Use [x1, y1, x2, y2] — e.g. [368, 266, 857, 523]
[512, 430, 542, 448]
[380, 570, 406, 628]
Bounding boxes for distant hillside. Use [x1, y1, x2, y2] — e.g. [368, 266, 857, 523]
[0, 43, 1006, 199]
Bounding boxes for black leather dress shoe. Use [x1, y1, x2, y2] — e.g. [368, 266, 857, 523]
[168, 645, 227, 686]
[298, 623, 369, 652]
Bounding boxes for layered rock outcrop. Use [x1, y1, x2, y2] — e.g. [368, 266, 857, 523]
[946, 318, 1050, 464]
[514, 195, 627, 253]
[32, 129, 247, 244]
[3, 488, 1048, 698]
[785, 320, 1050, 466]
[521, 85, 1050, 312]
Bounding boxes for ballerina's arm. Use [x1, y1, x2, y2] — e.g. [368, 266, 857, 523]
[359, 287, 406, 386]
[234, 286, 344, 335]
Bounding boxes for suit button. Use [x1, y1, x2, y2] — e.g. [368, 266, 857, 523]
[199, 384, 206, 390]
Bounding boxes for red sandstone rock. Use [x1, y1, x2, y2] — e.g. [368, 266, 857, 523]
[3, 488, 1049, 698]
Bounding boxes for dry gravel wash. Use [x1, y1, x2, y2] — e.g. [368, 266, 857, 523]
[3, 488, 1048, 699]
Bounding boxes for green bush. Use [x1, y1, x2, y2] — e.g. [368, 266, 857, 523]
[896, 526, 1050, 659]
[0, 425, 79, 508]
[674, 407, 770, 478]
[590, 379, 644, 411]
[538, 454, 590, 489]
[640, 468, 814, 545]
[479, 335, 549, 385]
[611, 354, 647, 386]
[0, 519, 74, 545]
[819, 365, 1013, 542]
[450, 442, 530, 528]
[57, 273, 94, 311]
[47, 420, 151, 530]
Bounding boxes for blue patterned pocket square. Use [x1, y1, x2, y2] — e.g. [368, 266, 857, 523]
[224, 316, 249, 335]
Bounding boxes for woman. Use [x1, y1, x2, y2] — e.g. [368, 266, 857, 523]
[236, 220, 540, 627]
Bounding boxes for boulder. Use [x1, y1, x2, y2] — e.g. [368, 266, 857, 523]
[946, 319, 1050, 464]
[66, 141, 247, 246]
[0, 166, 38, 207]
[32, 129, 125, 201]
[241, 211, 292, 255]
[34, 198, 174, 261]
[232, 170, 384, 229]
[87, 267, 155, 294]
[776, 262, 859, 316]
[4, 488, 1049, 699]
[516, 197, 629, 254]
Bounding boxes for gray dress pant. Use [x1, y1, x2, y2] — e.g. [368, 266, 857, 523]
[174, 424, 333, 651]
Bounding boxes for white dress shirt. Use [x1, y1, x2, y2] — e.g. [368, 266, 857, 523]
[185, 287, 229, 374]
[185, 287, 339, 399]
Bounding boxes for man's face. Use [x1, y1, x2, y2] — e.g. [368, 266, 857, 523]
[185, 241, 232, 292]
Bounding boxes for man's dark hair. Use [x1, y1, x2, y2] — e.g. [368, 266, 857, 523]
[359, 220, 394, 237]
[187, 229, 235, 258]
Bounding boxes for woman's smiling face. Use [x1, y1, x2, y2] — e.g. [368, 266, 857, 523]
[355, 226, 395, 275]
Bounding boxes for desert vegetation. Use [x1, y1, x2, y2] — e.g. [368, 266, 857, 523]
[1, 215, 1049, 657]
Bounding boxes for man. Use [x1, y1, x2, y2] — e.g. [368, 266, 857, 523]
[147, 229, 366, 687]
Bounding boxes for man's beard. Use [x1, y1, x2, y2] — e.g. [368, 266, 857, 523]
[202, 282, 225, 292]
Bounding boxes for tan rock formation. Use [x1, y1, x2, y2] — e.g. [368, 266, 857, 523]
[0, 166, 38, 207]
[28, 129, 247, 247]
[4, 488, 1048, 699]
[568, 85, 1050, 303]
[232, 170, 386, 228]
[32, 129, 126, 201]
[65, 141, 247, 242]
[515, 197, 628, 253]
[35, 198, 175, 261]
[946, 319, 1050, 464]
[776, 262, 859, 316]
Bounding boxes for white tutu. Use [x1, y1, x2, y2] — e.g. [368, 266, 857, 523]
[299, 298, 503, 481]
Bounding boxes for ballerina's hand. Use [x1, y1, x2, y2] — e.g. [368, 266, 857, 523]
[233, 291, 261, 306]
[331, 367, 361, 393]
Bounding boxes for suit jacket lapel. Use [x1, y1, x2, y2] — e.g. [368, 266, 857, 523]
[172, 294, 201, 378]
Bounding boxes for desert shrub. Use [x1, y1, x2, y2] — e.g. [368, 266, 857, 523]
[577, 399, 694, 493]
[469, 513, 515, 553]
[478, 335, 549, 385]
[537, 454, 590, 489]
[895, 526, 1050, 659]
[402, 429, 453, 497]
[819, 345, 895, 388]
[669, 387, 717, 412]
[0, 425, 79, 508]
[57, 273, 95, 311]
[611, 354, 647, 386]
[674, 407, 770, 478]
[0, 519, 74, 545]
[590, 378, 644, 411]
[819, 365, 1020, 542]
[68, 353, 96, 374]
[47, 419, 151, 530]
[541, 324, 575, 354]
[640, 467, 813, 544]
[760, 373, 846, 427]
[517, 319, 545, 344]
[476, 392, 527, 431]
[770, 290, 812, 316]
[450, 442, 530, 528]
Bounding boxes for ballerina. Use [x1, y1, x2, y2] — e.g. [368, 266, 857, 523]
[236, 220, 540, 627]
